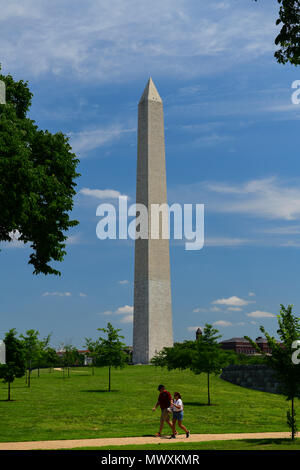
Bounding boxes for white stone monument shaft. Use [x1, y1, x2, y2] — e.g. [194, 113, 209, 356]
[132, 78, 173, 364]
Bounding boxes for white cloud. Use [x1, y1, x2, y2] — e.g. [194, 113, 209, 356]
[101, 310, 113, 315]
[42, 292, 72, 297]
[205, 177, 300, 221]
[66, 234, 81, 245]
[79, 292, 87, 297]
[193, 308, 207, 313]
[280, 241, 300, 248]
[79, 187, 128, 199]
[205, 237, 249, 247]
[213, 320, 233, 327]
[212, 296, 254, 307]
[248, 292, 256, 297]
[262, 226, 300, 235]
[227, 307, 242, 312]
[120, 314, 134, 323]
[0, 1, 277, 81]
[210, 306, 221, 312]
[119, 280, 129, 285]
[70, 125, 135, 156]
[115, 305, 133, 315]
[99, 305, 133, 323]
[246, 310, 275, 318]
[1, 230, 25, 249]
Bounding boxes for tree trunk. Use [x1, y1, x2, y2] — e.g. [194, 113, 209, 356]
[207, 372, 211, 406]
[28, 361, 31, 388]
[7, 381, 11, 401]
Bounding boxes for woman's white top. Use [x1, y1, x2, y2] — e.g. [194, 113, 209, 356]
[172, 398, 183, 411]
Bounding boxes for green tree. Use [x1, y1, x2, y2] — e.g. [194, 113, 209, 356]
[20, 329, 40, 387]
[60, 343, 79, 377]
[0, 329, 26, 400]
[245, 304, 300, 440]
[191, 325, 236, 405]
[0, 68, 80, 275]
[191, 324, 236, 405]
[84, 338, 100, 376]
[151, 341, 196, 370]
[254, 0, 300, 65]
[36, 334, 52, 376]
[96, 323, 127, 392]
[151, 325, 236, 405]
[43, 346, 60, 371]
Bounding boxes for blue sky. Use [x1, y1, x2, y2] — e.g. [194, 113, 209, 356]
[1, 0, 300, 349]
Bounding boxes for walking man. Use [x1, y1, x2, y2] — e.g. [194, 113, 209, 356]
[152, 384, 174, 437]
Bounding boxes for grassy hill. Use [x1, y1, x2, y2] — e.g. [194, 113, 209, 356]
[0, 365, 296, 442]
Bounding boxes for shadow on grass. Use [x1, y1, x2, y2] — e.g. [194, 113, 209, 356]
[80, 389, 120, 393]
[242, 438, 294, 446]
[184, 402, 219, 407]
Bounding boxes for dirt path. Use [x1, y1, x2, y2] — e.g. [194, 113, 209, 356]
[0, 432, 294, 450]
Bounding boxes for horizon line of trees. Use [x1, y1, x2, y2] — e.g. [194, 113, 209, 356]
[0, 323, 131, 399]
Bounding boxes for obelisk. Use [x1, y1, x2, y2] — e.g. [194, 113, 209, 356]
[132, 78, 173, 364]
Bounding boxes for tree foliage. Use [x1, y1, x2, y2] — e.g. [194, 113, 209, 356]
[96, 323, 127, 391]
[20, 329, 40, 387]
[152, 324, 236, 405]
[255, 0, 300, 65]
[246, 304, 300, 439]
[0, 67, 80, 275]
[0, 329, 26, 400]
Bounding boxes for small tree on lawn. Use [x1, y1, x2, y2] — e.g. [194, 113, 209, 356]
[61, 344, 78, 377]
[84, 338, 99, 376]
[43, 346, 60, 372]
[245, 304, 300, 440]
[96, 323, 127, 392]
[0, 329, 26, 401]
[151, 325, 236, 405]
[191, 324, 235, 405]
[20, 329, 40, 387]
[35, 334, 51, 376]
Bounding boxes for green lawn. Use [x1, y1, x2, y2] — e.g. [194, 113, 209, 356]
[0, 365, 297, 443]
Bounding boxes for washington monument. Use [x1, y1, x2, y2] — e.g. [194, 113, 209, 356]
[132, 78, 173, 364]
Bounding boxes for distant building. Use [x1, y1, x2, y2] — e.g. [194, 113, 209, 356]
[56, 349, 92, 366]
[56, 347, 133, 365]
[78, 350, 93, 366]
[219, 337, 273, 355]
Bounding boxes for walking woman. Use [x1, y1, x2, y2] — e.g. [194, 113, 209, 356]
[170, 392, 190, 438]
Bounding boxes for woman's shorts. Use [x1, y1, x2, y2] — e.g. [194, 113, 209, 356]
[173, 410, 184, 421]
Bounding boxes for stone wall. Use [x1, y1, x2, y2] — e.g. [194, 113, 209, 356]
[220, 364, 282, 394]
